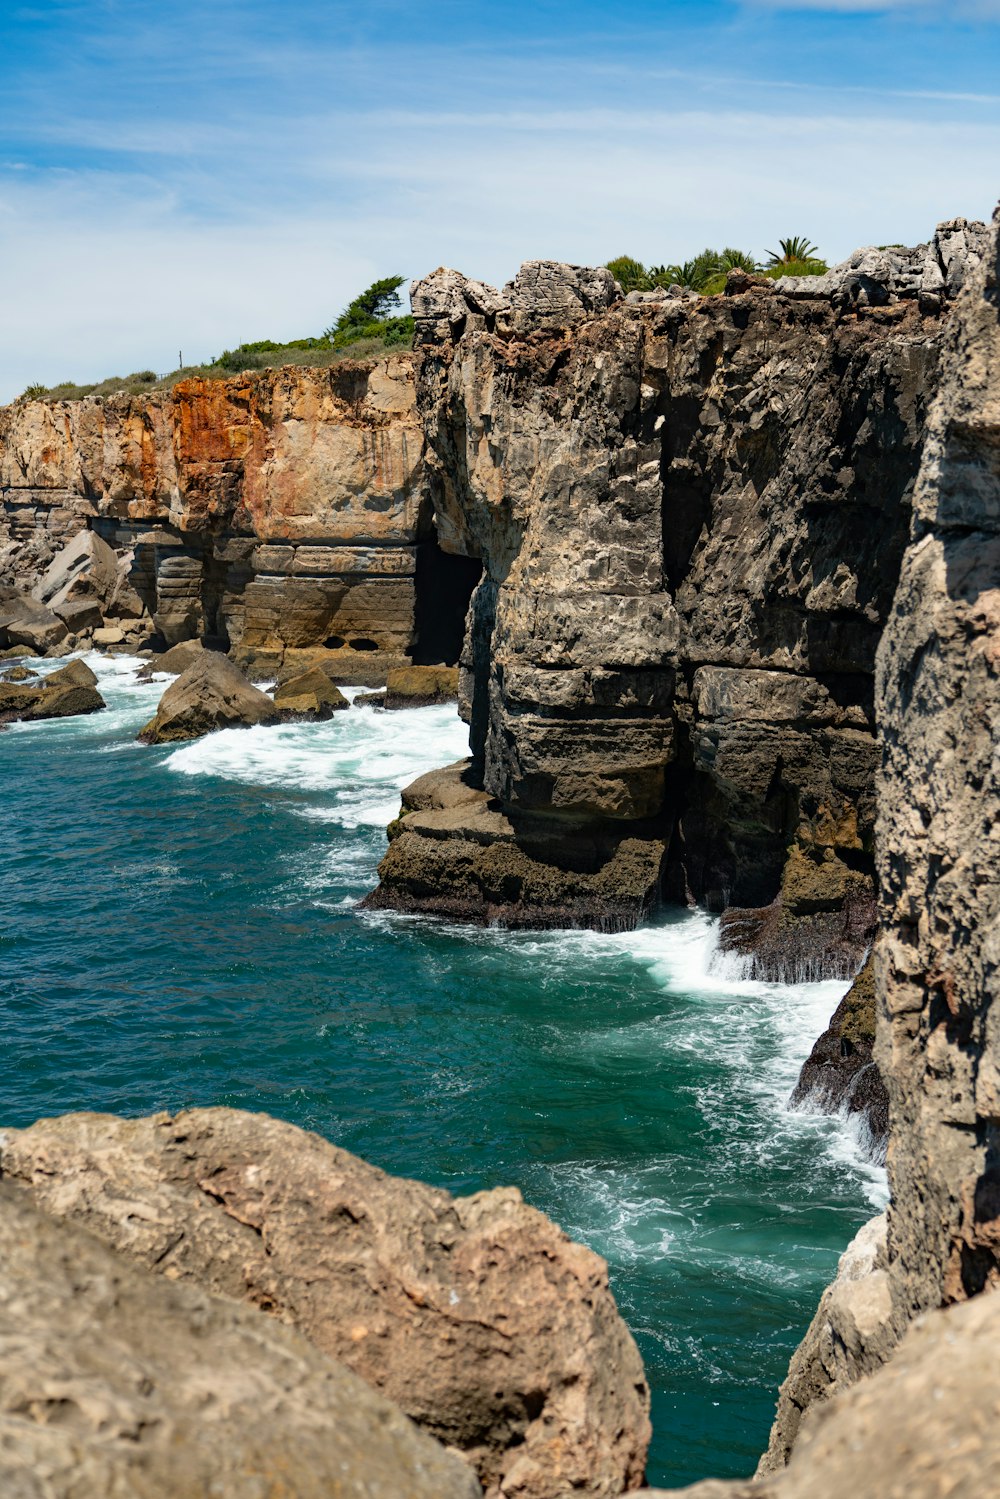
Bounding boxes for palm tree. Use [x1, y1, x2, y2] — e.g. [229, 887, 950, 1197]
[765, 236, 820, 267]
[719, 247, 759, 273]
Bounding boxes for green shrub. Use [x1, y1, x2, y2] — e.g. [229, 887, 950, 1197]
[21, 382, 48, 400]
[763, 258, 828, 280]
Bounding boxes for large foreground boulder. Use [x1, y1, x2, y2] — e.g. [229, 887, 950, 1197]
[0, 1107, 651, 1499]
[0, 1181, 480, 1499]
[138, 653, 280, 743]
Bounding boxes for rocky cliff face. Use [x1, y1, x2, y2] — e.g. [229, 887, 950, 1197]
[876, 207, 1000, 1319]
[369, 222, 987, 972]
[0, 358, 480, 676]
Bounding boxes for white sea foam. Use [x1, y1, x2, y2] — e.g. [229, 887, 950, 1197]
[166, 704, 468, 811]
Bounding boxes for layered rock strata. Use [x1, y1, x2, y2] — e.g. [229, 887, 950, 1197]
[0, 359, 480, 674]
[370, 220, 987, 957]
[0, 1106, 651, 1499]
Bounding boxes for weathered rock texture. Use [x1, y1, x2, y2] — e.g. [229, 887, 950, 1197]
[137, 651, 280, 743]
[0, 1179, 481, 1499]
[876, 205, 1000, 1319]
[370, 221, 987, 956]
[0, 655, 105, 725]
[631, 1284, 1000, 1499]
[0, 359, 480, 672]
[0, 1107, 651, 1499]
[755, 1214, 893, 1475]
[745, 208, 1000, 1480]
[790, 949, 888, 1154]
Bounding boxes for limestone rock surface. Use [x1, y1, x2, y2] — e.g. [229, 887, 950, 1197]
[384, 663, 459, 707]
[756, 1215, 894, 1474]
[0, 656, 105, 723]
[375, 224, 982, 947]
[0, 1180, 481, 1499]
[273, 665, 349, 718]
[364, 760, 666, 930]
[0, 1106, 651, 1499]
[138, 652, 280, 743]
[0, 589, 68, 654]
[876, 205, 1000, 1317]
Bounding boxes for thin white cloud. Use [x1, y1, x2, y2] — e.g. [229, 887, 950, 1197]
[2, 106, 998, 404]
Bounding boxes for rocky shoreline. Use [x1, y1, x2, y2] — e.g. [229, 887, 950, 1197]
[1, 209, 1000, 1494]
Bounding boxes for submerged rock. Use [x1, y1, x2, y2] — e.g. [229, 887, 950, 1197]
[0, 1106, 651, 1499]
[0, 1181, 481, 1499]
[137, 652, 280, 743]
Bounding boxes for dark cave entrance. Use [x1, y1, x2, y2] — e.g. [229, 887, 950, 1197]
[412, 536, 482, 666]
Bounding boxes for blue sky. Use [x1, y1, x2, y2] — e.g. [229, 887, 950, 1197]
[2, 0, 999, 401]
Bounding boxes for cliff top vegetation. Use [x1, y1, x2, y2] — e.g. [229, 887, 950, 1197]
[19, 248, 828, 403]
[605, 239, 828, 295]
[17, 275, 416, 404]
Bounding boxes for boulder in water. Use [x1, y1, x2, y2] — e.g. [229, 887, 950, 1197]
[137, 653, 280, 743]
[0, 657, 105, 723]
[273, 666, 349, 719]
[384, 664, 459, 708]
[0, 1106, 651, 1499]
[135, 637, 206, 680]
[0, 1182, 481, 1499]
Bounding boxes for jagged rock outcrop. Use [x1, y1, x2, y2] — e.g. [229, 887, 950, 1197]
[789, 949, 888, 1152]
[739, 207, 1000, 1483]
[0, 1107, 651, 1499]
[137, 652, 280, 742]
[369, 223, 984, 957]
[755, 1215, 893, 1475]
[876, 205, 1000, 1318]
[631, 1286, 1000, 1499]
[0, 1180, 481, 1499]
[0, 359, 481, 673]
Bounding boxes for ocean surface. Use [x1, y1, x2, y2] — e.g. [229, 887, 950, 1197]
[0, 651, 886, 1488]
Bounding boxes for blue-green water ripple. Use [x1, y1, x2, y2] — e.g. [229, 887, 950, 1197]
[0, 651, 885, 1487]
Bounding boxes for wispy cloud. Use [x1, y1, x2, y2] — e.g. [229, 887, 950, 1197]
[1, 0, 999, 402]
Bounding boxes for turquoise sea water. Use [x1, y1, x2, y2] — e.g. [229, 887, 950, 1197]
[0, 652, 886, 1488]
